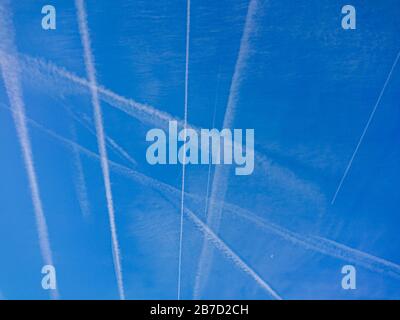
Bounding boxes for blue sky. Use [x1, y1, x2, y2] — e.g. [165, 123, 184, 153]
[0, 0, 400, 299]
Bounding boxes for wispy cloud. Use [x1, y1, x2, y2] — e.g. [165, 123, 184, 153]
[194, 0, 260, 298]
[0, 1, 59, 300]
[75, 0, 125, 300]
[331, 50, 400, 205]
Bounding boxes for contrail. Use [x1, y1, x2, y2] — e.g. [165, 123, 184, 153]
[16, 112, 281, 297]
[194, 0, 260, 298]
[11, 106, 400, 283]
[0, 1, 59, 300]
[177, 0, 191, 301]
[75, 0, 125, 300]
[331, 50, 400, 205]
[67, 107, 137, 167]
[310, 236, 400, 278]
[204, 71, 221, 218]
[194, 73, 220, 298]
[185, 206, 282, 300]
[67, 110, 91, 217]
[219, 202, 400, 279]
[67, 105, 136, 218]
[20, 54, 181, 132]
[14, 51, 325, 213]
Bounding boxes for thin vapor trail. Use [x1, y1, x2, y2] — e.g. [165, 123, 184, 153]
[203, 72, 221, 218]
[177, 0, 191, 300]
[69, 119, 91, 217]
[194, 0, 260, 298]
[221, 202, 400, 278]
[10, 107, 400, 282]
[20, 54, 181, 131]
[331, 50, 400, 205]
[16, 51, 325, 210]
[185, 207, 282, 299]
[67, 107, 137, 167]
[75, 0, 125, 300]
[16, 112, 281, 296]
[194, 72, 220, 299]
[0, 2, 59, 300]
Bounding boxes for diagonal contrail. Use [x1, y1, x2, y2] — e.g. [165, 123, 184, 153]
[75, 0, 125, 300]
[15, 50, 324, 206]
[220, 202, 400, 279]
[8, 106, 399, 283]
[331, 50, 400, 205]
[194, 0, 260, 298]
[20, 54, 181, 131]
[68, 111, 91, 218]
[185, 207, 282, 300]
[15, 110, 281, 297]
[0, 1, 59, 300]
[177, 0, 191, 301]
[15, 52, 326, 216]
[67, 105, 136, 218]
[67, 107, 137, 167]
[203, 74, 220, 218]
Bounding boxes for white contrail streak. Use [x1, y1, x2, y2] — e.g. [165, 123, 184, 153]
[75, 0, 125, 300]
[194, 0, 260, 298]
[204, 72, 221, 219]
[177, 0, 191, 301]
[185, 206, 282, 299]
[67, 107, 137, 167]
[194, 73, 220, 298]
[9, 107, 399, 282]
[220, 202, 400, 278]
[20, 54, 181, 131]
[16, 112, 281, 297]
[0, 2, 59, 300]
[331, 50, 400, 205]
[16, 52, 325, 212]
[69, 120, 91, 217]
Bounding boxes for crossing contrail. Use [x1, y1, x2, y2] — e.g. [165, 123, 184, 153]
[331, 50, 400, 205]
[75, 0, 125, 300]
[15, 111, 281, 297]
[185, 206, 282, 300]
[203, 73, 220, 219]
[194, 0, 260, 298]
[0, 1, 59, 300]
[66, 105, 136, 218]
[177, 0, 191, 300]
[20, 54, 181, 132]
[67, 107, 137, 167]
[14, 51, 325, 214]
[219, 202, 400, 279]
[11, 107, 400, 284]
